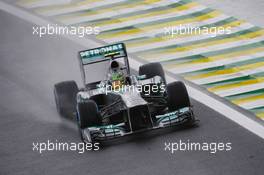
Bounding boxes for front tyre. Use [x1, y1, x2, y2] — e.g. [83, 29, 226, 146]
[167, 81, 196, 126]
[139, 62, 166, 84]
[77, 100, 101, 142]
[167, 81, 190, 111]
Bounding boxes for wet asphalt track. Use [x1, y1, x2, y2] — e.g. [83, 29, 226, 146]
[0, 11, 264, 175]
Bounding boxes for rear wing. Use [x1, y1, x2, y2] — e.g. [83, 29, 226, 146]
[78, 43, 130, 86]
[79, 43, 127, 65]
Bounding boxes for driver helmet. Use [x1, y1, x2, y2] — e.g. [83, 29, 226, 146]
[109, 60, 124, 89]
[110, 60, 120, 72]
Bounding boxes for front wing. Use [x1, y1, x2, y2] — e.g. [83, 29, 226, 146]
[81, 107, 195, 142]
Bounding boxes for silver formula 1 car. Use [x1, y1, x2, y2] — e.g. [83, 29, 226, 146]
[54, 43, 196, 143]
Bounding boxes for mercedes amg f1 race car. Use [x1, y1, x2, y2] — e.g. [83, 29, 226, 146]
[54, 43, 196, 143]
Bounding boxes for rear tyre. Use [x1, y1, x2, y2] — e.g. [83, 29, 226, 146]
[139, 62, 166, 84]
[54, 80, 78, 119]
[167, 81, 190, 111]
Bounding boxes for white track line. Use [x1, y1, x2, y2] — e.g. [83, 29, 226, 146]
[1, 1, 264, 139]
